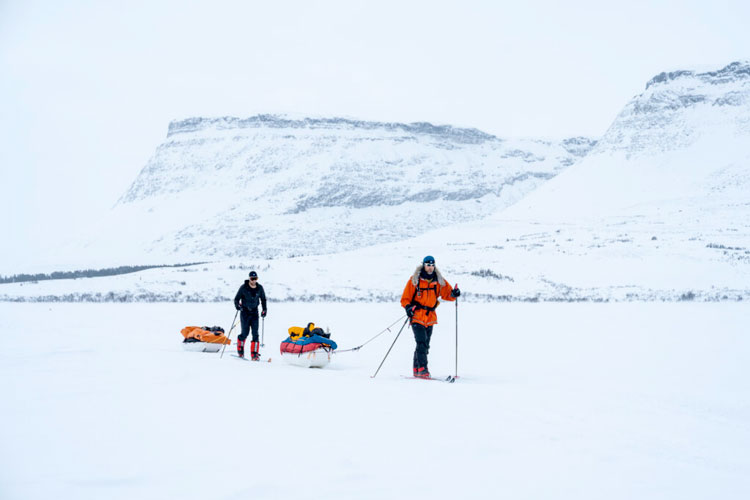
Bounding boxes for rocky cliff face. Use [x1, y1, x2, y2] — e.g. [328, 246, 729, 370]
[502, 60, 750, 232]
[100, 115, 594, 262]
[595, 61, 750, 157]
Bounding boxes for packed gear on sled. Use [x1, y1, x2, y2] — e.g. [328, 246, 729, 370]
[280, 322, 338, 368]
[181, 326, 230, 353]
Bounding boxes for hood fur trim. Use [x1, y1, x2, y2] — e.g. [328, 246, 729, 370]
[411, 265, 445, 286]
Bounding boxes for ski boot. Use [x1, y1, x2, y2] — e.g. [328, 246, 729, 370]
[250, 341, 260, 361]
[237, 339, 245, 358]
[415, 367, 430, 379]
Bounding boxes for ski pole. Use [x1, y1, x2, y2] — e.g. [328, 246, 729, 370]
[221, 310, 240, 359]
[370, 317, 410, 378]
[261, 316, 265, 347]
[454, 284, 459, 380]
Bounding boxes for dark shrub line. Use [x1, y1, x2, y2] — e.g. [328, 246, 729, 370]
[0, 262, 208, 284]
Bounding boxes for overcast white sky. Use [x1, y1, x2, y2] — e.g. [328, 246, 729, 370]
[1, 0, 748, 270]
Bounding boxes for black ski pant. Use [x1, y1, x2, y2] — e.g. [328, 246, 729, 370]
[239, 309, 259, 342]
[411, 323, 433, 370]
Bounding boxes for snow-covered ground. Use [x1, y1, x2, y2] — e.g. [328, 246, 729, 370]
[1, 302, 748, 500]
[3, 190, 748, 303]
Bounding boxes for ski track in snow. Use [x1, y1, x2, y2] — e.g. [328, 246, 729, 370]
[1, 302, 749, 500]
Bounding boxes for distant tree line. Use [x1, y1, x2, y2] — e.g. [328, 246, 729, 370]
[0, 262, 207, 284]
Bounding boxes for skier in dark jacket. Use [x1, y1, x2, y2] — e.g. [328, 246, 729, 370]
[233, 271, 268, 360]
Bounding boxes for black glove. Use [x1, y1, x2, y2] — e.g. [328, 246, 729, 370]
[235, 304, 242, 311]
[405, 305, 416, 318]
[261, 309, 267, 318]
[451, 287, 461, 298]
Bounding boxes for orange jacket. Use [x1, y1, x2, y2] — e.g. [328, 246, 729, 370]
[400, 266, 455, 327]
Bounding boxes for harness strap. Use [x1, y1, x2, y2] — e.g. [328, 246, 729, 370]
[413, 304, 437, 312]
[410, 280, 440, 312]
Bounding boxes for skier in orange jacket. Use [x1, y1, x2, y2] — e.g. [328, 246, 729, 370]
[400, 255, 460, 378]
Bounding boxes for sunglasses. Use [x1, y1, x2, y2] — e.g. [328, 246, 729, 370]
[250, 277, 258, 281]
[424, 263, 435, 267]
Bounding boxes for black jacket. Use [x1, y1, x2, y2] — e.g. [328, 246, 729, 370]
[234, 281, 267, 313]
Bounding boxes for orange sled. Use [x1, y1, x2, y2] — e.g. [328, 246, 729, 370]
[181, 326, 230, 353]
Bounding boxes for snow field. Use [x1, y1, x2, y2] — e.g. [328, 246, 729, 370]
[1, 302, 748, 499]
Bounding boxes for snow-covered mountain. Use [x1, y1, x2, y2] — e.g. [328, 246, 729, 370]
[505, 60, 750, 220]
[603, 61, 750, 155]
[3, 61, 749, 302]
[447, 59, 750, 300]
[77, 116, 594, 265]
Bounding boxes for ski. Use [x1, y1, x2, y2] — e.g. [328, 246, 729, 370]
[231, 354, 272, 363]
[400, 375, 455, 383]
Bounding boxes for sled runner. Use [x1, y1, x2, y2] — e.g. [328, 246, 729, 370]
[181, 326, 230, 353]
[280, 323, 338, 368]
